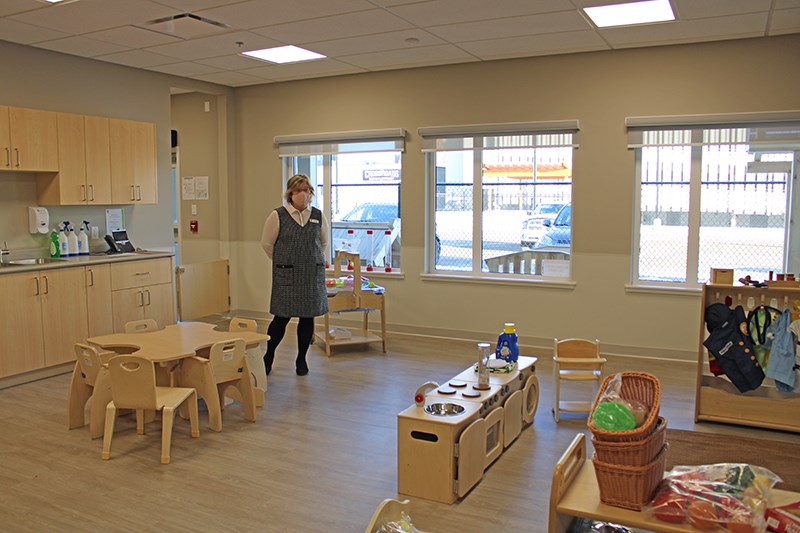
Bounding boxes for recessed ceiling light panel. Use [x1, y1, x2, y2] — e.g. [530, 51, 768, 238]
[584, 0, 675, 28]
[241, 45, 325, 64]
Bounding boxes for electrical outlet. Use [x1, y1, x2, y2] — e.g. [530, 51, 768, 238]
[91, 226, 99, 239]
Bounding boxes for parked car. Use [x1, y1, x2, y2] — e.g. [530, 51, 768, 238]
[535, 203, 571, 248]
[331, 203, 400, 266]
[520, 203, 566, 249]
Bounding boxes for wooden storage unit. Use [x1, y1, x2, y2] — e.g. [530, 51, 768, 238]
[0, 105, 59, 172]
[549, 434, 800, 533]
[110, 257, 175, 332]
[85, 264, 114, 337]
[695, 283, 800, 433]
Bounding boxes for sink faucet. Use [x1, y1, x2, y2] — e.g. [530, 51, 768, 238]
[0, 241, 9, 265]
[414, 381, 440, 407]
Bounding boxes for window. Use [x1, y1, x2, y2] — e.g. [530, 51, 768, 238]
[629, 113, 800, 287]
[420, 121, 579, 277]
[275, 129, 405, 270]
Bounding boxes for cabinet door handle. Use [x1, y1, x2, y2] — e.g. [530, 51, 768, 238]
[88, 184, 95, 202]
[130, 185, 136, 201]
[34, 276, 40, 296]
[4, 147, 9, 167]
[145, 289, 151, 306]
[134, 271, 150, 276]
[137, 290, 144, 307]
[136, 185, 142, 201]
[87, 269, 94, 287]
[43, 276, 49, 295]
[14, 148, 20, 167]
[81, 184, 87, 202]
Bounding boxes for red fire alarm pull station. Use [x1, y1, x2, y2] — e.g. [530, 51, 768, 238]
[189, 220, 198, 233]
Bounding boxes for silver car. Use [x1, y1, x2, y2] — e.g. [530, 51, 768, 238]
[520, 203, 565, 249]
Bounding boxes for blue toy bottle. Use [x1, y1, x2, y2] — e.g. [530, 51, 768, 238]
[495, 323, 519, 362]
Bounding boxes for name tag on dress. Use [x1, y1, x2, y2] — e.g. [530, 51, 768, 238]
[310, 218, 320, 224]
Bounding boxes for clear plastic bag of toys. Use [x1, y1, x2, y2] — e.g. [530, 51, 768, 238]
[590, 374, 649, 431]
[647, 463, 782, 533]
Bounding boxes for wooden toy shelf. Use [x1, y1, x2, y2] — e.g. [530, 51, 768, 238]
[316, 251, 386, 357]
[695, 283, 800, 433]
[549, 434, 800, 533]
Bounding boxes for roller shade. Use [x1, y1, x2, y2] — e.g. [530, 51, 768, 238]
[627, 111, 800, 148]
[275, 128, 406, 157]
[418, 120, 579, 151]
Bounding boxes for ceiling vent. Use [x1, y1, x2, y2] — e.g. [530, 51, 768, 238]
[141, 13, 229, 39]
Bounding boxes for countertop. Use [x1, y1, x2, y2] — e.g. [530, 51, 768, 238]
[0, 250, 174, 275]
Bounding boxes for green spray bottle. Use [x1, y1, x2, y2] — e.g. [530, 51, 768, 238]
[49, 228, 60, 258]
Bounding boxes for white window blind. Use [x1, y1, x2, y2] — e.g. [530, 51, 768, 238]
[275, 128, 406, 157]
[418, 120, 579, 151]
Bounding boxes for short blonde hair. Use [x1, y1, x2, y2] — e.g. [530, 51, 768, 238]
[284, 174, 314, 203]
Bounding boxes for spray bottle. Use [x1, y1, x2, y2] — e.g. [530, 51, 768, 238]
[49, 227, 60, 258]
[66, 221, 78, 257]
[495, 323, 519, 363]
[58, 223, 69, 257]
[77, 220, 90, 255]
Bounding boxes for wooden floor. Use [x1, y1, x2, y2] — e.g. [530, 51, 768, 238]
[3, 318, 799, 532]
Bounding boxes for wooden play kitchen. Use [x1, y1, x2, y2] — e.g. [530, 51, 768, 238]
[397, 355, 539, 503]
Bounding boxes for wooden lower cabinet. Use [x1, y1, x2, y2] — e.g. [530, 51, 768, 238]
[111, 282, 175, 332]
[0, 268, 87, 377]
[86, 264, 113, 337]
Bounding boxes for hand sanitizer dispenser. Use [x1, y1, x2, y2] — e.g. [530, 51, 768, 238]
[29, 207, 49, 234]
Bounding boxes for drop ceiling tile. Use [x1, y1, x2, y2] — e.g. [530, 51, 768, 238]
[84, 25, 182, 48]
[149, 0, 244, 10]
[250, 9, 413, 44]
[197, 53, 266, 70]
[387, 0, 574, 26]
[146, 60, 223, 76]
[0, 17, 69, 44]
[601, 12, 769, 48]
[192, 70, 266, 86]
[673, 0, 772, 19]
[145, 30, 282, 60]
[339, 43, 478, 70]
[427, 11, 590, 43]
[196, 0, 374, 29]
[769, 7, 800, 34]
[307, 29, 445, 57]
[32, 35, 129, 57]
[0, 0, 42, 17]
[458, 29, 609, 60]
[94, 49, 178, 68]
[775, 0, 800, 8]
[9, 0, 177, 34]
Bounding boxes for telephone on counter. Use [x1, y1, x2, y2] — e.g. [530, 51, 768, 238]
[104, 230, 136, 254]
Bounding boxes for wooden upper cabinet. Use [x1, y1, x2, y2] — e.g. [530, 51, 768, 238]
[0, 106, 10, 170]
[84, 115, 112, 204]
[38, 114, 113, 205]
[110, 118, 157, 204]
[6, 106, 59, 171]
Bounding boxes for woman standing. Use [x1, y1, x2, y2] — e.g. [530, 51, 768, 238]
[260, 174, 329, 376]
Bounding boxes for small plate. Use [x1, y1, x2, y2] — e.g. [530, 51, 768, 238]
[449, 380, 467, 388]
[437, 387, 457, 395]
[487, 359, 507, 369]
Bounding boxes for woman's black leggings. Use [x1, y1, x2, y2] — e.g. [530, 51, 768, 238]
[263, 316, 314, 371]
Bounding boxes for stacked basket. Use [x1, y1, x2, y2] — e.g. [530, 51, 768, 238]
[588, 371, 667, 511]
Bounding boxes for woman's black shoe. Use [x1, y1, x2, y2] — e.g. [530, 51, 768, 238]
[264, 352, 275, 376]
[296, 358, 309, 376]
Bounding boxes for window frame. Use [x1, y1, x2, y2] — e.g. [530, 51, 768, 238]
[419, 120, 579, 281]
[627, 112, 800, 289]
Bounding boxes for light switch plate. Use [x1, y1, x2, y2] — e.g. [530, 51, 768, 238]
[191, 204, 197, 215]
[91, 226, 99, 239]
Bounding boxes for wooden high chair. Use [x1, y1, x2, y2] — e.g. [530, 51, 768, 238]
[552, 338, 606, 423]
[177, 338, 257, 432]
[102, 354, 200, 465]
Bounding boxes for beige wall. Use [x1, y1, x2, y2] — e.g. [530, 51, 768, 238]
[0, 40, 231, 256]
[230, 34, 800, 360]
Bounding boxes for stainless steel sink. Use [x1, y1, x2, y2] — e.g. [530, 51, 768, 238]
[5, 257, 67, 266]
[424, 403, 466, 416]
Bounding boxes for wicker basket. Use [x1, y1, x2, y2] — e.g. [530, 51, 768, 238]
[588, 372, 661, 443]
[592, 416, 667, 466]
[593, 443, 667, 511]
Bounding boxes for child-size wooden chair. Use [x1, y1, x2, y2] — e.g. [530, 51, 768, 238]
[102, 354, 200, 464]
[124, 318, 160, 333]
[177, 338, 257, 432]
[552, 338, 606, 423]
[228, 317, 267, 406]
[68, 343, 114, 436]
